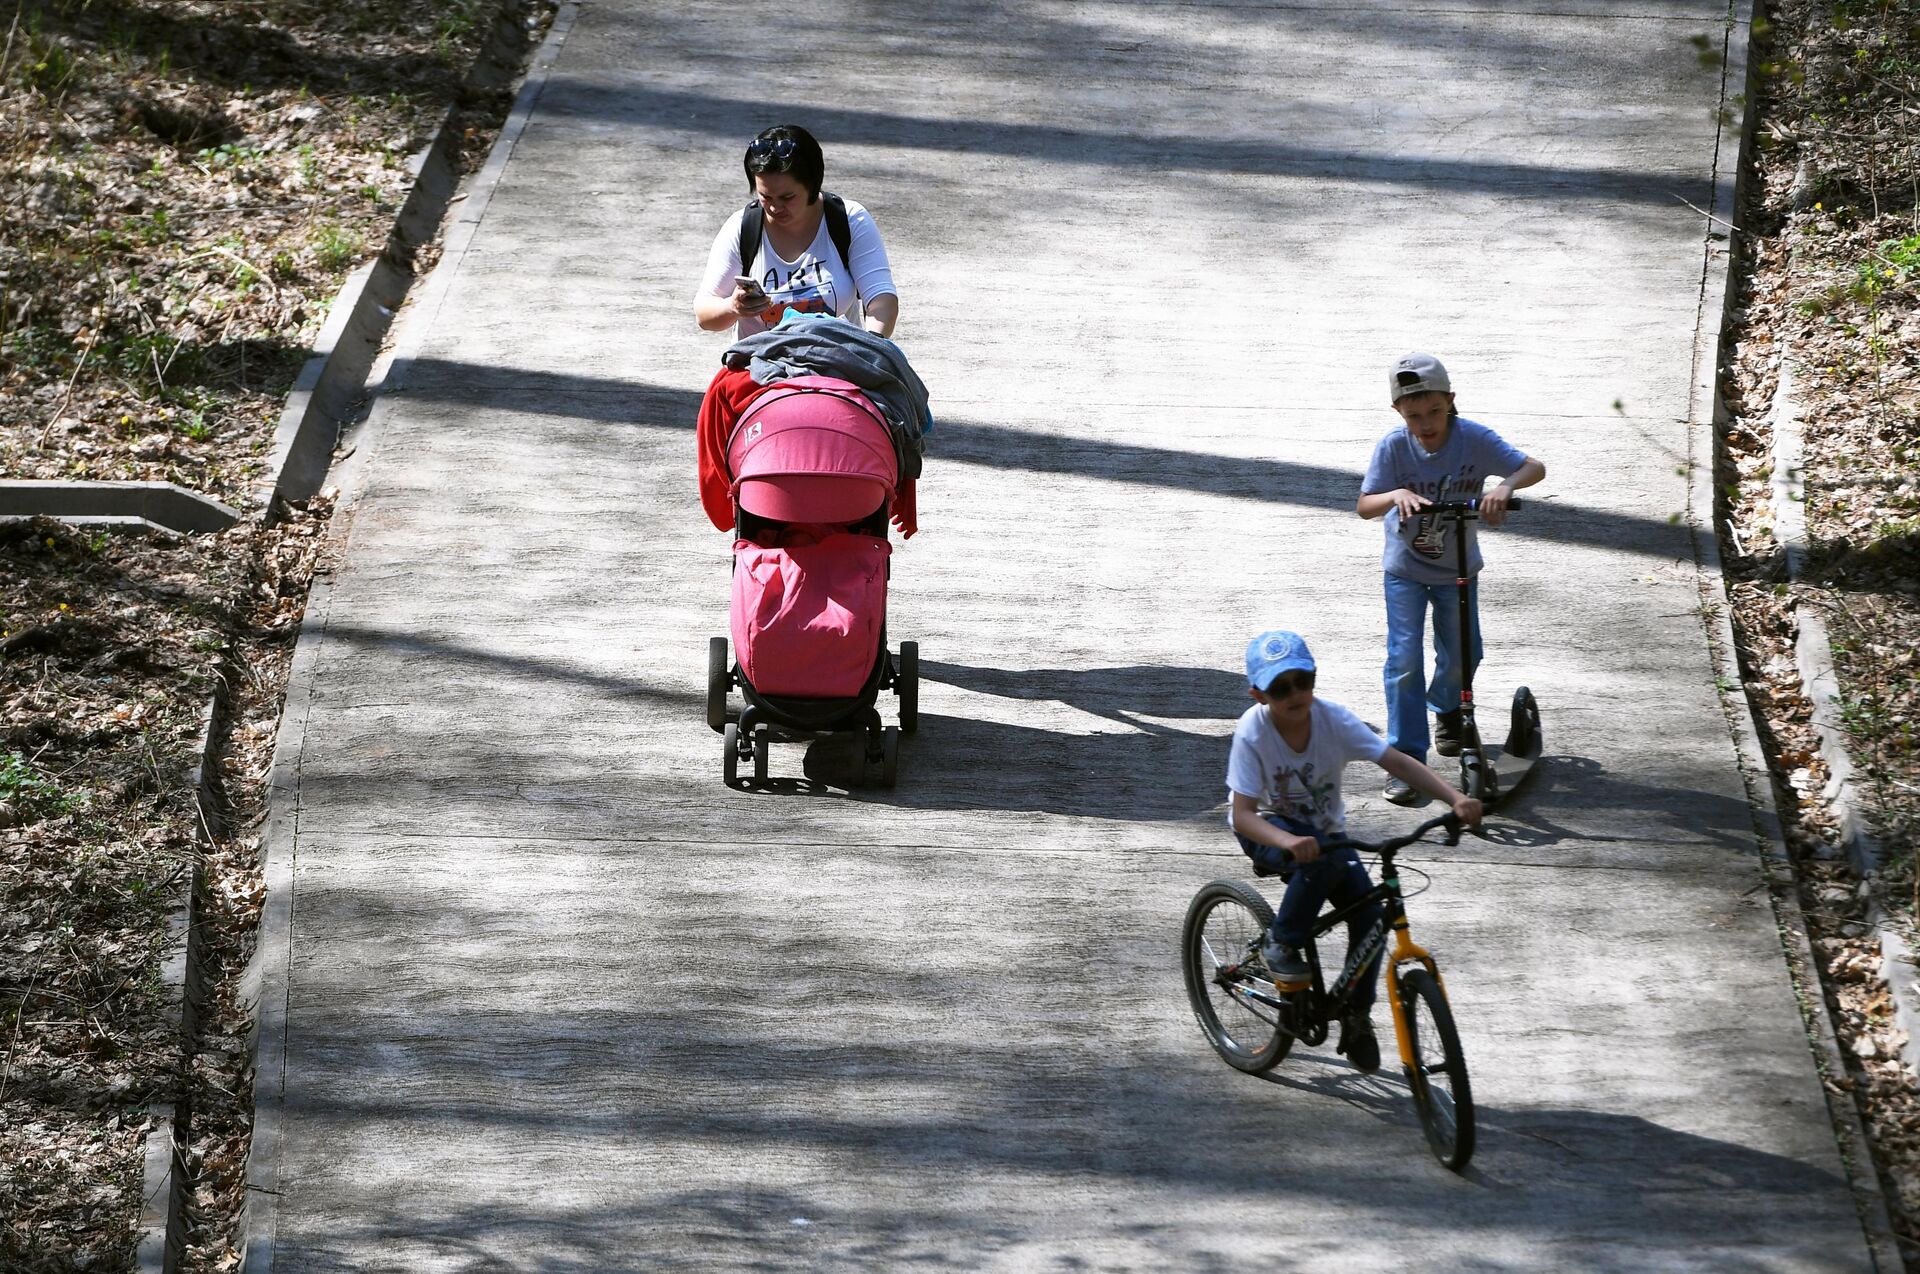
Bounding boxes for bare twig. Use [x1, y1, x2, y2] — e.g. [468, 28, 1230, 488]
[183, 244, 283, 302]
[0, 960, 42, 1103]
[37, 323, 100, 447]
[0, 1, 24, 98]
[1672, 191, 1745, 235]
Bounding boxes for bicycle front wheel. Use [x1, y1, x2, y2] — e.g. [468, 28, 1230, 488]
[1181, 880, 1292, 1074]
[1398, 967, 1475, 1171]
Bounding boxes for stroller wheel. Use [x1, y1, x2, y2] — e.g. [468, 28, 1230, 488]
[897, 640, 919, 734]
[752, 725, 770, 783]
[706, 637, 730, 733]
[722, 722, 741, 786]
[880, 726, 900, 789]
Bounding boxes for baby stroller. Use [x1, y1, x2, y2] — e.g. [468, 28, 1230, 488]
[705, 375, 919, 787]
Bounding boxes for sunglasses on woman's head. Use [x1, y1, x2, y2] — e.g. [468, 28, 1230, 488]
[745, 137, 796, 169]
[1268, 669, 1315, 697]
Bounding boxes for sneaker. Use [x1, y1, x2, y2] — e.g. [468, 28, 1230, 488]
[1338, 1011, 1381, 1074]
[1433, 710, 1465, 758]
[1257, 939, 1310, 984]
[1383, 776, 1429, 807]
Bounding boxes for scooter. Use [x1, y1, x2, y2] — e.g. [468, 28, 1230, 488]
[1425, 498, 1543, 805]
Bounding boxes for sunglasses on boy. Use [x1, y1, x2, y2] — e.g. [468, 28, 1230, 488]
[1268, 669, 1316, 697]
[745, 137, 797, 170]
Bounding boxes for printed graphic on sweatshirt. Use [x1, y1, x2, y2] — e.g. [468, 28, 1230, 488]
[755, 257, 839, 319]
[1410, 511, 1449, 560]
[1404, 468, 1479, 560]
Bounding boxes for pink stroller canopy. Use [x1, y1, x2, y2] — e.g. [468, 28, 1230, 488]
[728, 377, 896, 524]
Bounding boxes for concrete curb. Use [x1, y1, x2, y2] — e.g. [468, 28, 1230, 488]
[234, 568, 332, 1274]
[1687, 3, 1900, 1265]
[235, 9, 580, 1271]
[1768, 344, 1920, 1102]
[136, 690, 218, 1274]
[0, 480, 237, 534]
[1769, 355, 1883, 877]
[259, 0, 540, 511]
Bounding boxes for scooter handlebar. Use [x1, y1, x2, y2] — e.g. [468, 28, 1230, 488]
[1426, 497, 1523, 517]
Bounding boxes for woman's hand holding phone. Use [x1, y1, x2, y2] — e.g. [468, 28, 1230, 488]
[733, 275, 770, 316]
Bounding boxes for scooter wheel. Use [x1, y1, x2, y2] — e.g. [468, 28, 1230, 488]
[1507, 686, 1541, 759]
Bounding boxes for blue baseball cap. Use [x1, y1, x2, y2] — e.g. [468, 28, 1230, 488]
[1245, 630, 1316, 691]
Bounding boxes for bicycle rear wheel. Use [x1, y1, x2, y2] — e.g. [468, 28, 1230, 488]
[1181, 880, 1293, 1074]
[1398, 967, 1475, 1171]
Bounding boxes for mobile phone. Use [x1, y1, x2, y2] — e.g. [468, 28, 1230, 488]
[735, 275, 765, 295]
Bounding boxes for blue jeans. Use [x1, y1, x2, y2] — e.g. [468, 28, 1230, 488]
[1237, 819, 1386, 1012]
[1383, 572, 1481, 763]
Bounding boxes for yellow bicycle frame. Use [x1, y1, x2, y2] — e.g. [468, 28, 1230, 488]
[1382, 914, 1446, 1069]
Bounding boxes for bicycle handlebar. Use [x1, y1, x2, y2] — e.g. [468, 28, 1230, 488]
[1315, 812, 1463, 857]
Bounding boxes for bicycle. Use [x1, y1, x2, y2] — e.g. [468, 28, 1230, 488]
[1180, 812, 1476, 1171]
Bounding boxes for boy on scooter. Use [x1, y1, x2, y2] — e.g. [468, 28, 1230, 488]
[1357, 353, 1546, 806]
[1228, 629, 1481, 1072]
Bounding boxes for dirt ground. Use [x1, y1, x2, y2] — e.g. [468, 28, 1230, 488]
[1, 0, 549, 1269]
[3, 0, 1917, 1270]
[1718, 0, 1920, 1261]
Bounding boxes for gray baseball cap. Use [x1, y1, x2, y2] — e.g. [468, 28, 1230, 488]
[1388, 351, 1451, 402]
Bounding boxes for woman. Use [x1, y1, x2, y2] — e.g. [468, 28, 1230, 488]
[694, 125, 899, 338]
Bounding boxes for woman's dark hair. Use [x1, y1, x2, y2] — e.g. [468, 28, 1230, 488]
[743, 124, 824, 202]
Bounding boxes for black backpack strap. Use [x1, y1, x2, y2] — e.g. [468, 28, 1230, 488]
[822, 192, 853, 283]
[735, 199, 764, 282]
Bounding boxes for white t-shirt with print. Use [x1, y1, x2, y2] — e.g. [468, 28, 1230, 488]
[697, 197, 897, 338]
[1224, 698, 1389, 836]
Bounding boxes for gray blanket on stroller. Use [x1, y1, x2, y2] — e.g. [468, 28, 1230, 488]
[722, 314, 932, 482]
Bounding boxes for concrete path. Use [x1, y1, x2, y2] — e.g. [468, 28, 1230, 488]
[245, 2, 1878, 1270]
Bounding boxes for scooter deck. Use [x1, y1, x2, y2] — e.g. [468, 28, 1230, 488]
[1481, 742, 1542, 804]
[1464, 685, 1544, 806]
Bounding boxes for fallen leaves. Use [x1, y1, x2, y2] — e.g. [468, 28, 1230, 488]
[1723, 0, 1920, 1262]
[2, 0, 548, 1266]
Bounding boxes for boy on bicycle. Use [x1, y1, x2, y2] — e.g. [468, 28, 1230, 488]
[1228, 629, 1481, 1073]
[1358, 352, 1546, 805]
